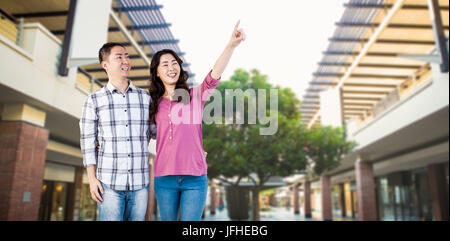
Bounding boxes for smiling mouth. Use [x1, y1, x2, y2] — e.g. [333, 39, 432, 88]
[168, 73, 177, 78]
[121, 66, 129, 71]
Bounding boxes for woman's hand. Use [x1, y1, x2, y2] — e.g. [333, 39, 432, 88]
[211, 20, 246, 79]
[228, 20, 246, 48]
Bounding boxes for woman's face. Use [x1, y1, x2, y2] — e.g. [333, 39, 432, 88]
[157, 53, 180, 86]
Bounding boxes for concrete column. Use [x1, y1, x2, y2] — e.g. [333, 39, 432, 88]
[321, 175, 332, 221]
[293, 184, 300, 214]
[210, 184, 217, 215]
[427, 163, 449, 221]
[320, 88, 344, 127]
[355, 157, 377, 221]
[0, 104, 48, 220]
[304, 179, 312, 218]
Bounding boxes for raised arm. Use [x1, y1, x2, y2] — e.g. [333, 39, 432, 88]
[211, 20, 246, 80]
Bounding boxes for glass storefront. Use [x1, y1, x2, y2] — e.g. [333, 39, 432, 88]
[352, 183, 357, 218]
[330, 182, 357, 219]
[329, 182, 357, 219]
[38, 181, 69, 221]
[376, 169, 433, 221]
[331, 185, 341, 217]
[311, 188, 321, 213]
[343, 182, 357, 218]
[39, 181, 98, 221]
[78, 184, 98, 221]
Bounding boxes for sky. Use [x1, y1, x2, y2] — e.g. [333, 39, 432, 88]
[157, 0, 347, 100]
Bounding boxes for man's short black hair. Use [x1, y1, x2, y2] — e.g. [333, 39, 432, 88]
[98, 42, 126, 64]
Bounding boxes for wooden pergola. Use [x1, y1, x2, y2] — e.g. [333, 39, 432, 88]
[300, 0, 449, 128]
[1, 0, 192, 91]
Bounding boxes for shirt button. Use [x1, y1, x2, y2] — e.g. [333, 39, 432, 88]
[128, 170, 131, 173]
[128, 154, 131, 157]
[124, 110, 127, 112]
[127, 139, 130, 141]
[126, 125, 128, 127]
[123, 95, 125, 98]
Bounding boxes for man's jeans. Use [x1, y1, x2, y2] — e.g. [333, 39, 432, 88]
[154, 175, 208, 221]
[98, 183, 149, 221]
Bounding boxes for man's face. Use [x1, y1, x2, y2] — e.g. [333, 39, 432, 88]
[102, 46, 131, 79]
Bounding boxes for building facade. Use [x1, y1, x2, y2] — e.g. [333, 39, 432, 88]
[0, 0, 189, 221]
[294, 0, 449, 221]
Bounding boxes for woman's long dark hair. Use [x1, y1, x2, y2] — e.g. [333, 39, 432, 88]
[149, 49, 191, 124]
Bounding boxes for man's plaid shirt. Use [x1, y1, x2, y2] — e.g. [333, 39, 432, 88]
[79, 81, 156, 191]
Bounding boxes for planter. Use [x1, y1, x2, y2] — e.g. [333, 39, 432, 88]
[225, 186, 249, 220]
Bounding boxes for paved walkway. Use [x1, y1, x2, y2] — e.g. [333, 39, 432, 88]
[203, 207, 314, 221]
[203, 206, 356, 221]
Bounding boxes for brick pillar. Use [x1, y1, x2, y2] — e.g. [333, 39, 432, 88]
[339, 183, 346, 217]
[321, 175, 332, 221]
[0, 121, 49, 221]
[293, 184, 300, 214]
[304, 179, 312, 218]
[146, 161, 156, 221]
[67, 167, 83, 221]
[427, 163, 449, 221]
[210, 185, 216, 215]
[355, 159, 377, 221]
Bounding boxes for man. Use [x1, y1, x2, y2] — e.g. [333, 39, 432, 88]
[79, 42, 156, 221]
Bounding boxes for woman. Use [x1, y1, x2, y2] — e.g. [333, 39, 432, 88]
[149, 21, 245, 221]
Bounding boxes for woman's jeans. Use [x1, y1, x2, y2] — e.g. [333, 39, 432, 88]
[154, 175, 208, 221]
[98, 183, 149, 221]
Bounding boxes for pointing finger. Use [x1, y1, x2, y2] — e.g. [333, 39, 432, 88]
[234, 20, 240, 31]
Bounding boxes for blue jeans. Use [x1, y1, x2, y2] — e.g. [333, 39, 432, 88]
[154, 175, 208, 221]
[98, 183, 149, 221]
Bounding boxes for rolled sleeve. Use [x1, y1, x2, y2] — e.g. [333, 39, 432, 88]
[200, 70, 221, 102]
[201, 70, 221, 92]
[79, 95, 98, 168]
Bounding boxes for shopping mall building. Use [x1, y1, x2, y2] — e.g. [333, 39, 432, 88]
[0, 0, 194, 221]
[0, 0, 448, 221]
[291, 0, 449, 221]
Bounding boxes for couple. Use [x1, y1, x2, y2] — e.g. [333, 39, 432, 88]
[79, 21, 245, 221]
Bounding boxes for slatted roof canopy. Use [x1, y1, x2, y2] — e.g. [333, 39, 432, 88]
[1, 0, 193, 89]
[300, 0, 449, 128]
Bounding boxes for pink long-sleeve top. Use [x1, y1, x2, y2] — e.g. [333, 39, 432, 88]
[154, 71, 220, 177]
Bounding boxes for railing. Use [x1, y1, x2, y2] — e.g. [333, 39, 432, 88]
[370, 63, 432, 120]
[0, 8, 23, 45]
[372, 88, 400, 118]
[76, 67, 104, 95]
[347, 62, 434, 138]
[398, 64, 432, 99]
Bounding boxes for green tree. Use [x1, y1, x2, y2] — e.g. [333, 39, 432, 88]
[306, 125, 357, 176]
[203, 69, 309, 220]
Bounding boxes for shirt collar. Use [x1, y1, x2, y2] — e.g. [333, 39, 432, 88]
[106, 80, 134, 94]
